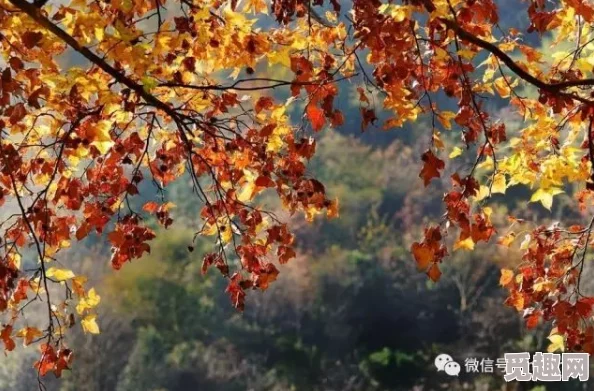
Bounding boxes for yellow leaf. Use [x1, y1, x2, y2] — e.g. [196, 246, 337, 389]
[432, 132, 445, 149]
[482, 206, 493, 218]
[15, 327, 43, 346]
[81, 314, 100, 334]
[520, 234, 531, 250]
[434, 47, 449, 60]
[244, 0, 268, 13]
[72, 276, 87, 297]
[29, 278, 44, 295]
[325, 11, 338, 23]
[438, 111, 456, 130]
[389, 5, 413, 22]
[76, 287, 101, 314]
[87, 288, 100, 305]
[10, 253, 21, 270]
[457, 49, 476, 60]
[141, 76, 158, 93]
[474, 185, 490, 201]
[498, 41, 517, 52]
[221, 223, 233, 244]
[533, 278, 556, 292]
[237, 181, 256, 202]
[497, 232, 516, 247]
[499, 268, 514, 286]
[268, 47, 292, 68]
[266, 134, 284, 152]
[530, 187, 564, 211]
[449, 147, 463, 159]
[94, 27, 104, 42]
[453, 237, 475, 251]
[494, 77, 511, 98]
[547, 334, 565, 352]
[45, 267, 75, 282]
[92, 141, 114, 155]
[477, 155, 495, 171]
[483, 67, 495, 82]
[491, 173, 507, 194]
[91, 120, 114, 154]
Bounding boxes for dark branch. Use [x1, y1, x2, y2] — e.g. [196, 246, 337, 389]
[441, 18, 594, 100]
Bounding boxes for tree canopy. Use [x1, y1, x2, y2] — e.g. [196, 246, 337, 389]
[1, 0, 594, 382]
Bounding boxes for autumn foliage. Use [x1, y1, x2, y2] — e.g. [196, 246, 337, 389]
[1, 0, 594, 381]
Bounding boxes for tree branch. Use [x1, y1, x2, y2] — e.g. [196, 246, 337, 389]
[160, 75, 356, 91]
[8, 0, 185, 126]
[441, 18, 594, 98]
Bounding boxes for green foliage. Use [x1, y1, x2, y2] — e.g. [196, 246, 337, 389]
[4, 131, 557, 390]
[56, 132, 524, 391]
[116, 326, 168, 391]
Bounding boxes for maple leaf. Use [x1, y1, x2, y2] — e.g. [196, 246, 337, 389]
[277, 245, 296, 264]
[16, 327, 43, 346]
[1, 325, 15, 351]
[326, 198, 339, 219]
[499, 269, 514, 287]
[491, 174, 507, 194]
[76, 288, 101, 315]
[306, 104, 325, 132]
[497, 232, 516, 247]
[453, 237, 475, 251]
[419, 150, 445, 186]
[5, 0, 594, 374]
[81, 314, 100, 334]
[525, 311, 541, 329]
[9, 103, 26, 125]
[411, 242, 434, 270]
[427, 264, 442, 282]
[361, 108, 378, 131]
[530, 188, 564, 211]
[22, 31, 43, 48]
[46, 267, 75, 282]
[449, 147, 463, 158]
[547, 334, 565, 353]
[255, 96, 275, 114]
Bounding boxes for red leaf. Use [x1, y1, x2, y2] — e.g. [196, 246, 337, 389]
[427, 263, 442, 282]
[411, 242, 434, 270]
[361, 108, 377, 131]
[419, 150, 445, 186]
[255, 176, 275, 188]
[9, 103, 26, 125]
[76, 222, 92, 241]
[8, 57, 24, 71]
[576, 298, 594, 317]
[525, 311, 541, 329]
[277, 245, 296, 264]
[330, 110, 344, 127]
[142, 201, 159, 214]
[22, 31, 44, 49]
[306, 104, 325, 132]
[255, 96, 274, 113]
[254, 263, 279, 290]
[1, 325, 15, 351]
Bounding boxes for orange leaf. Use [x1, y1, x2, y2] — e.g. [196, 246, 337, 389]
[255, 96, 274, 113]
[419, 150, 445, 186]
[412, 242, 434, 270]
[499, 268, 514, 287]
[1, 325, 15, 351]
[306, 104, 325, 132]
[427, 263, 442, 282]
[142, 201, 159, 213]
[525, 311, 541, 329]
[22, 31, 43, 49]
